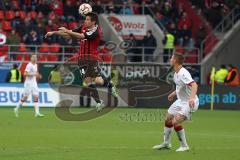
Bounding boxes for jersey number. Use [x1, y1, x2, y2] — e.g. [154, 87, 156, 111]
[80, 68, 86, 75]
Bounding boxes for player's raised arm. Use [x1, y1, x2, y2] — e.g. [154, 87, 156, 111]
[45, 30, 71, 40]
[58, 27, 85, 40]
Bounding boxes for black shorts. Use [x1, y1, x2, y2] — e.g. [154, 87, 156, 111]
[79, 60, 101, 78]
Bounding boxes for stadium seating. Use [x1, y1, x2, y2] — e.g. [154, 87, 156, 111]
[38, 43, 49, 53]
[38, 54, 48, 61]
[0, 10, 4, 20]
[0, 45, 8, 57]
[49, 43, 60, 53]
[28, 11, 38, 19]
[47, 54, 58, 61]
[2, 21, 12, 31]
[19, 11, 26, 19]
[0, 0, 236, 63]
[5, 10, 15, 20]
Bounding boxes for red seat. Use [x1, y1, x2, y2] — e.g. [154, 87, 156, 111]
[29, 11, 37, 19]
[18, 43, 28, 52]
[5, 10, 15, 20]
[49, 43, 60, 53]
[98, 47, 112, 62]
[16, 54, 29, 61]
[0, 45, 8, 56]
[23, 54, 30, 61]
[175, 45, 184, 54]
[68, 22, 78, 30]
[2, 21, 12, 31]
[38, 54, 47, 61]
[17, 43, 29, 61]
[16, 54, 23, 61]
[47, 54, 58, 61]
[0, 10, 4, 20]
[184, 50, 198, 64]
[19, 11, 26, 19]
[103, 55, 112, 62]
[38, 43, 49, 53]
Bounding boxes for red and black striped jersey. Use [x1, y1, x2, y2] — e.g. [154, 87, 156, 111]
[72, 24, 102, 61]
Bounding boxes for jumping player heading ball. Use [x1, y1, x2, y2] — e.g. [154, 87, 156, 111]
[45, 12, 118, 111]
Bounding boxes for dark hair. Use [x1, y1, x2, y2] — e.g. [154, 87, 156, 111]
[228, 64, 234, 68]
[220, 64, 226, 69]
[12, 64, 19, 80]
[13, 64, 18, 69]
[85, 12, 99, 24]
[148, 30, 152, 34]
[129, 33, 134, 37]
[173, 53, 184, 65]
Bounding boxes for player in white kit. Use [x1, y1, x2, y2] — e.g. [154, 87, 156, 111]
[14, 54, 44, 117]
[153, 53, 199, 152]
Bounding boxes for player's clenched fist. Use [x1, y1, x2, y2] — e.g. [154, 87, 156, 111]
[44, 31, 54, 38]
[168, 91, 176, 102]
[189, 99, 195, 109]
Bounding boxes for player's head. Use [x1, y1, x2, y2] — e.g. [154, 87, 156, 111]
[30, 54, 37, 63]
[220, 64, 226, 69]
[84, 12, 98, 28]
[13, 63, 18, 69]
[170, 53, 184, 66]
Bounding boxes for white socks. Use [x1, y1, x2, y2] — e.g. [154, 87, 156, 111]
[34, 102, 40, 115]
[176, 129, 188, 147]
[164, 127, 173, 144]
[16, 101, 24, 109]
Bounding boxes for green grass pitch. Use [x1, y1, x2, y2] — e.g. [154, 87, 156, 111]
[0, 107, 239, 160]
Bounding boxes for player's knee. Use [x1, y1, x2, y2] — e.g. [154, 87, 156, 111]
[172, 117, 183, 127]
[33, 96, 38, 102]
[165, 114, 173, 125]
[95, 77, 104, 85]
[165, 116, 173, 127]
[165, 120, 173, 128]
[22, 96, 28, 100]
[172, 119, 179, 127]
[21, 95, 28, 101]
[174, 124, 183, 132]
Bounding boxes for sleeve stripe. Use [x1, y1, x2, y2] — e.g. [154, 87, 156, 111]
[187, 81, 195, 86]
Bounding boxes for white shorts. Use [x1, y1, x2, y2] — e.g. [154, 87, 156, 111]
[168, 99, 199, 120]
[23, 82, 39, 97]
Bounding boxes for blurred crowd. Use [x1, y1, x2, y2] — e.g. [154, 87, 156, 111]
[0, 0, 239, 62]
[207, 64, 240, 86]
[189, 0, 240, 27]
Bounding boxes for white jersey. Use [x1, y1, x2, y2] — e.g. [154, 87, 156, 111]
[24, 62, 38, 85]
[173, 67, 198, 102]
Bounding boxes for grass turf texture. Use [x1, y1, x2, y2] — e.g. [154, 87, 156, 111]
[0, 108, 239, 160]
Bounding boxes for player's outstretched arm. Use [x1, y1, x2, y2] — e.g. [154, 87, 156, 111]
[45, 30, 71, 40]
[189, 82, 198, 108]
[58, 27, 85, 40]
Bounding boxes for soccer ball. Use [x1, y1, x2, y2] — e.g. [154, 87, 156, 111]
[79, 3, 92, 16]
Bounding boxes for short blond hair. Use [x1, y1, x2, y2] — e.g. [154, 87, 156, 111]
[173, 53, 184, 65]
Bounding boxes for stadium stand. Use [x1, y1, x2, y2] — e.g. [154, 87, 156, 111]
[0, 0, 239, 63]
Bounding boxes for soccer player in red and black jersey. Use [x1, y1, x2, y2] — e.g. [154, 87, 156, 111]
[45, 12, 117, 111]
